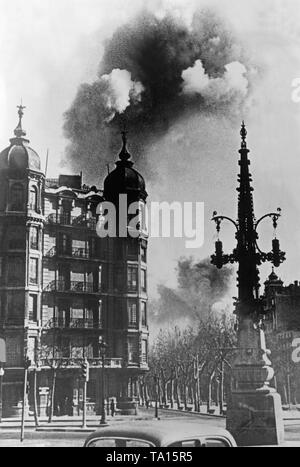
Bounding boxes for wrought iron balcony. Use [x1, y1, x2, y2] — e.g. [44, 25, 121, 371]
[45, 246, 94, 259]
[46, 213, 97, 229]
[44, 280, 101, 294]
[38, 357, 123, 369]
[45, 317, 102, 330]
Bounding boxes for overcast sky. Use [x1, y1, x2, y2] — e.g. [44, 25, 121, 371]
[1, 0, 300, 297]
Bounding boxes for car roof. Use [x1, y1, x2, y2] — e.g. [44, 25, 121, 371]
[84, 420, 236, 446]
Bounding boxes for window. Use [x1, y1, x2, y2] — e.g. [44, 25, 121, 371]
[86, 438, 154, 448]
[168, 440, 201, 447]
[56, 304, 69, 328]
[114, 298, 124, 329]
[98, 265, 102, 291]
[142, 339, 148, 363]
[202, 438, 230, 447]
[59, 337, 70, 358]
[98, 300, 103, 328]
[8, 226, 25, 250]
[141, 269, 147, 292]
[141, 302, 147, 327]
[27, 337, 37, 364]
[114, 239, 123, 261]
[28, 294, 38, 321]
[127, 238, 138, 259]
[128, 300, 137, 326]
[7, 292, 24, 326]
[7, 257, 24, 285]
[141, 245, 147, 263]
[29, 186, 38, 211]
[127, 266, 138, 292]
[89, 237, 98, 258]
[128, 337, 138, 363]
[30, 227, 39, 250]
[29, 258, 38, 284]
[58, 233, 71, 255]
[9, 184, 24, 211]
[114, 266, 124, 292]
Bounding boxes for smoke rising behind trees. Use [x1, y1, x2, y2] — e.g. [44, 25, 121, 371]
[148, 257, 234, 335]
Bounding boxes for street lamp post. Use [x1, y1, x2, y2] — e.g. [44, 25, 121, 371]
[99, 338, 108, 426]
[211, 123, 285, 446]
[154, 374, 159, 419]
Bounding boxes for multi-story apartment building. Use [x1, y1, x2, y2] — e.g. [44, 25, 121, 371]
[0, 107, 149, 416]
[263, 270, 300, 405]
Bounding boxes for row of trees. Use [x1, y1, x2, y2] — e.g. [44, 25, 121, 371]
[138, 314, 237, 413]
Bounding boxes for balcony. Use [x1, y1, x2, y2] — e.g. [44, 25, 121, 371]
[45, 246, 93, 259]
[45, 317, 102, 330]
[46, 213, 97, 230]
[44, 280, 100, 294]
[38, 357, 123, 369]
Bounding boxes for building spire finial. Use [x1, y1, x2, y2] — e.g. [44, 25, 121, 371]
[119, 128, 131, 161]
[14, 101, 27, 138]
[240, 120, 247, 149]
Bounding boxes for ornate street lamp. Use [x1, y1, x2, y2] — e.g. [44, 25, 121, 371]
[99, 337, 108, 426]
[211, 122, 286, 446]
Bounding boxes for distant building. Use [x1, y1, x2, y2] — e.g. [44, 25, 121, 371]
[0, 107, 149, 417]
[263, 269, 300, 405]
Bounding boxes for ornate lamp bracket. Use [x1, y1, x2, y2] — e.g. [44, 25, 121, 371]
[254, 208, 286, 268]
[211, 212, 238, 269]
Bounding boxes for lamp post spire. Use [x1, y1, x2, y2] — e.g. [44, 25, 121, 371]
[211, 123, 285, 446]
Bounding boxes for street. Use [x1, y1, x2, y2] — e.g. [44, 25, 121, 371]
[0, 408, 299, 447]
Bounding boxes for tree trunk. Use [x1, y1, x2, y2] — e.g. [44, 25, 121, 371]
[144, 381, 149, 405]
[170, 379, 174, 408]
[175, 378, 181, 409]
[158, 380, 162, 405]
[207, 371, 215, 413]
[33, 369, 39, 427]
[48, 368, 57, 423]
[184, 384, 188, 410]
[164, 382, 168, 406]
[219, 361, 224, 415]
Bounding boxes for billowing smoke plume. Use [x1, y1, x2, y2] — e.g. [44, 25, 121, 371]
[148, 257, 234, 336]
[182, 60, 248, 103]
[63, 8, 255, 181]
[96, 69, 144, 122]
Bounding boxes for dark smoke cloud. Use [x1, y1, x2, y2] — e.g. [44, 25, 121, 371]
[148, 257, 234, 334]
[63, 8, 255, 182]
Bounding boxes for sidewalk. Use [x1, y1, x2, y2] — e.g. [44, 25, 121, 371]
[0, 413, 154, 432]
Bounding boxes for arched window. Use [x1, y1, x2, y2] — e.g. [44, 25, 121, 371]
[9, 183, 24, 211]
[29, 186, 38, 212]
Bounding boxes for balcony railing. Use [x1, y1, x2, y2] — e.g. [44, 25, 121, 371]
[44, 280, 100, 294]
[45, 246, 98, 260]
[46, 213, 97, 229]
[46, 317, 102, 330]
[38, 357, 123, 369]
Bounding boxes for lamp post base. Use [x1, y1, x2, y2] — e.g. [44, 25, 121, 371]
[227, 318, 285, 446]
[226, 388, 284, 446]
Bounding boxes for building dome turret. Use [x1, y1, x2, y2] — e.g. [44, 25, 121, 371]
[0, 105, 41, 173]
[104, 132, 147, 204]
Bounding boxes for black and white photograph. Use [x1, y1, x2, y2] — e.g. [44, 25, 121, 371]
[1, 0, 300, 449]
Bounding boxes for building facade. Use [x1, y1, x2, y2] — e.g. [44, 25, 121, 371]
[263, 270, 300, 406]
[0, 107, 149, 417]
